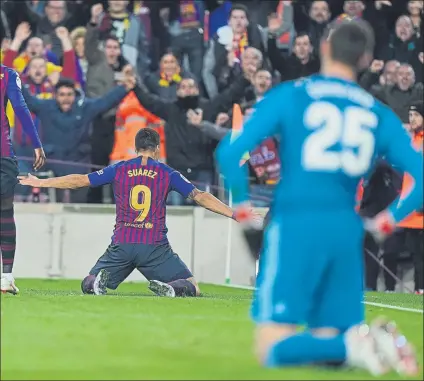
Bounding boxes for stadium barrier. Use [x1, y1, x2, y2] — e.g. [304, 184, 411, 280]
[14, 202, 415, 292]
[14, 203, 259, 285]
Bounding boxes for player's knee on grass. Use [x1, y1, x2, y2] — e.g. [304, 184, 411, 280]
[168, 277, 200, 297]
[254, 324, 297, 365]
[187, 277, 201, 296]
[81, 275, 96, 294]
[81, 274, 120, 294]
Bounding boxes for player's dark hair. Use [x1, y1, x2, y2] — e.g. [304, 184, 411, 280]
[55, 78, 76, 92]
[135, 128, 160, 152]
[324, 20, 375, 70]
[229, 3, 249, 19]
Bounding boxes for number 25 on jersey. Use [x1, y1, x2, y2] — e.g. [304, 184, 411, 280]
[302, 101, 377, 176]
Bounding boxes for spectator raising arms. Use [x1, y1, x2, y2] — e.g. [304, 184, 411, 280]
[361, 62, 423, 123]
[268, 28, 320, 82]
[2, 22, 59, 74]
[12, 27, 78, 177]
[36, 0, 78, 61]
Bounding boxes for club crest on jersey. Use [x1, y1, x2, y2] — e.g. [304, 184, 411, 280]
[16, 75, 22, 89]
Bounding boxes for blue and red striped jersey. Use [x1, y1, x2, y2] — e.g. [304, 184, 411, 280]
[88, 156, 195, 245]
[1, 65, 42, 157]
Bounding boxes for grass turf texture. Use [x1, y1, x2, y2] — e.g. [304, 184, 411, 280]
[1, 279, 423, 380]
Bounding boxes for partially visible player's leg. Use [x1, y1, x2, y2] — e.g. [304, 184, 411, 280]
[81, 244, 135, 295]
[303, 214, 386, 373]
[253, 213, 386, 374]
[136, 244, 199, 297]
[1, 158, 19, 295]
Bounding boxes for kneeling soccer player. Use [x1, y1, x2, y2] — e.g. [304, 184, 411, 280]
[19, 128, 256, 297]
[217, 20, 421, 376]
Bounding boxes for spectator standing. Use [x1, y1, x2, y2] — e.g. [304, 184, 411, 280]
[133, 63, 256, 205]
[268, 29, 320, 82]
[144, 52, 185, 101]
[96, 1, 151, 78]
[70, 27, 88, 88]
[234, 0, 279, 28]
[22, 77, 135, 203]
[265, 1, 296, 58]
[382, 15, 423, 83]
[203, 4, 266, 98]
[35, 0, 79, 61]
[110, 92, 165, 164]
[85, 4, 133, 203]
[208, 46, 264, 99]
[406, 0, 423, 40]
[338, 0, 391, 59]
[158, 1, 205, 82]
[380, 60, 401, 86]
[293, 0, 331, 53]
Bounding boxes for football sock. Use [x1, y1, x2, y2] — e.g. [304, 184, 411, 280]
[168, 279, 197, 297]
[81, 275, 96, 294]
[0, 208, 16, 274]
[265, 332, 346, 367]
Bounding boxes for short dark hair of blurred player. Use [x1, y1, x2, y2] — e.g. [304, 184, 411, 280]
[0, 64, 46, 295]
[322, 17, 375, 73]
[18, 128, 258, 297]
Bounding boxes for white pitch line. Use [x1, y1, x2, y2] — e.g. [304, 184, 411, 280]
[220, 284, 423, 314]
[364, 301, 423, 314]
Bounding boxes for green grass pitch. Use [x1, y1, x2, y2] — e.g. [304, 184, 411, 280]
[1, 279, 423, 380]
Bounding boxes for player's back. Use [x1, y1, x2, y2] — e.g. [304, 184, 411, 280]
[275, 74, 382, 212]
[110, 156, 182, 244]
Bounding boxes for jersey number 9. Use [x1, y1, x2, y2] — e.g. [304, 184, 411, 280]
[129, 185, 152, 222]
[302, 101, 377, 176]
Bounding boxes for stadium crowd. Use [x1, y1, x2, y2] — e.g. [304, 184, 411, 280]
[0, 0, 423, 292]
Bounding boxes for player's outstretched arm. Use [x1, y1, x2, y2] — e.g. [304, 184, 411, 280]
[18, 174, 90, 189]
[189, 189, 235, 219]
